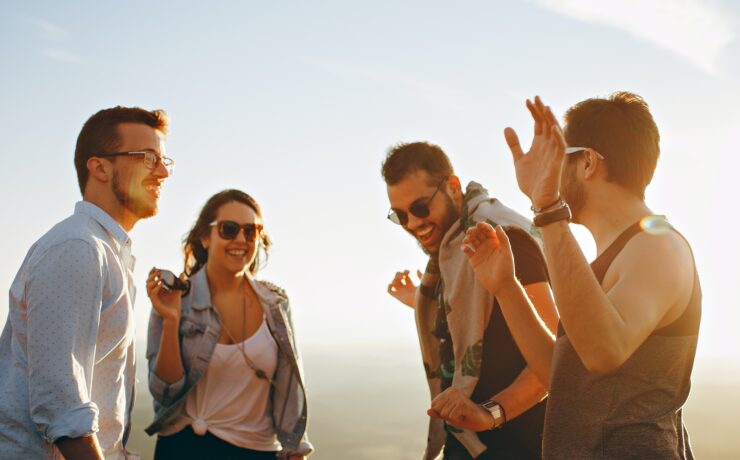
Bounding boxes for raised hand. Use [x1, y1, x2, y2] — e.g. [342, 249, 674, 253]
[146, 267, 183, 321]
[427, 386, 494, 432]
[387, 269, 422, 308]
[463, 223, 516, 296]
[505, 96, 567, 208]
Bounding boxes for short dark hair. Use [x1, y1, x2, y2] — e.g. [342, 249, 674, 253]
[74, 106, 169, 194]
[563, 91, 660, 199]
[381, 141, 454, 186]
[183, 189, 272, 277]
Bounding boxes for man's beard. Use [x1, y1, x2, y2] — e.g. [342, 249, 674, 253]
[112, 169, 156, 219]
[411, 194, 459, 256]
[561, 163, 586, 222]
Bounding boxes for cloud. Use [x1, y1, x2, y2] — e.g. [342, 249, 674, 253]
[534, 0, 736, 75]
[44, 48, 83, 64]
[34, 19, 69, 42]
[32, 19, 83, 64]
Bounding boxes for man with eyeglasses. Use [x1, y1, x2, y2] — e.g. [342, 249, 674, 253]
[382, 142, 558, 459]
[0, 106, 172, 459]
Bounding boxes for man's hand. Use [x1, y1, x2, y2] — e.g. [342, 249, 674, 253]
[146, 268, 182, 322]
[387, 269, 422, 308]
[289, 456, 305, 460]
[505, 96, 568, 208]
[427, 387, 494, 432]
[463, 223, 516, 296]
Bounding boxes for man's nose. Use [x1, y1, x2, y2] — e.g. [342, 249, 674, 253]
[153, 160, 170, 178]
[405, 213, 424, 232]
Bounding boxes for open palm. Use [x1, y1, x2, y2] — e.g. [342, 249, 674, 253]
[505, 96, 568, 208]
[463, 223, 515, 296]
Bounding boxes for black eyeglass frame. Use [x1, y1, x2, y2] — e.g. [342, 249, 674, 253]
[209, 220, 263, 241]
[387, 176, 449, 226]
[95, 150, 175, 174]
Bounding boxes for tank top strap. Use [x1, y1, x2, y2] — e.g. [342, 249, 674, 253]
[590, 220, 644, 283]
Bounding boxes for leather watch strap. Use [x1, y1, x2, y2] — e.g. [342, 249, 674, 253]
[533, 203, 572, 227]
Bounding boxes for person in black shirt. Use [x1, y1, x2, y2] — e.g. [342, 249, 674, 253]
[383, 142, 557, 459]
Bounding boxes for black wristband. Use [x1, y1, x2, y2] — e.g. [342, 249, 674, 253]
[533, 203, 571, 227]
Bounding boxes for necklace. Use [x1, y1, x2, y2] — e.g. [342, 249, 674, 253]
[215, 277, 272, 384]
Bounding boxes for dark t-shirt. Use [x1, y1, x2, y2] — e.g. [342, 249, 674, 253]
[444, 227, 549, 460]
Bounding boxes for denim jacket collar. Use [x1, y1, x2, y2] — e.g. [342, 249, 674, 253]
[188, 268, 283, 312]
[188, 268, 213, 311]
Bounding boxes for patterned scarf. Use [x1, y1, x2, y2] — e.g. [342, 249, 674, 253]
[415, 182, 542, 459]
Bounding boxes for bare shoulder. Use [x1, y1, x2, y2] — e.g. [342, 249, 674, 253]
[606, 227, 695, 309]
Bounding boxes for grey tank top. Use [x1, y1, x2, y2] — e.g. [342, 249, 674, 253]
[543, 219, 701, 459]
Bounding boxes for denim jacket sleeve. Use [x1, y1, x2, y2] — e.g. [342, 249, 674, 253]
[146, 308, 185, 406]
[276, 294, 314, 457]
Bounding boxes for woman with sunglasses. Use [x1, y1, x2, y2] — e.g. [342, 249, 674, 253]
[144, 189, 312, 459]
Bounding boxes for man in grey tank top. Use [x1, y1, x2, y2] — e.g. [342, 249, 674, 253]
[433, 92, 700, 459]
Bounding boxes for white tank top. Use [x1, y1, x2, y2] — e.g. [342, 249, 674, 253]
[184, 318, 281, 451]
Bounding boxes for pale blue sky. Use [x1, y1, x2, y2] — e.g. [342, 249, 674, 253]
[1, 0, 739, 377]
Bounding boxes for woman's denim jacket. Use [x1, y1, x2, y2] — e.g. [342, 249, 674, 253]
[144, 268, 312, 458]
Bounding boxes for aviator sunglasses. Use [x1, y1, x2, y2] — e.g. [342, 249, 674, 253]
[210, 220, 263, 240]
[387, 177, 448, 226]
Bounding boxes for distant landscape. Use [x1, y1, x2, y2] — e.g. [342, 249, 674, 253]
[128, 345, 739, 459]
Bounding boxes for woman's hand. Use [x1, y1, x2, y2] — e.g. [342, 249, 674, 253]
[146, 268, 183, 322]
[387, 269, 422, 308]
[288, 456, 305, 460]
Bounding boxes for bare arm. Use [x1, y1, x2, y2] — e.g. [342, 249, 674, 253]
[428, 280, 556, 430]
[505, 96, 693, 374]
[146, 269, 184, 384]
[56, 435, 104, 460]
[539, 221, 692, 373]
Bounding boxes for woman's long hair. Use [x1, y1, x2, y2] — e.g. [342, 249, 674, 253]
[183, 189, 272, 277]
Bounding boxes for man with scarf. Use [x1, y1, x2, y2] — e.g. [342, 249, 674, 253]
[383, 142, 557, 459]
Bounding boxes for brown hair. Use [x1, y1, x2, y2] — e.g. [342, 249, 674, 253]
[74, 106, 169, 194]
[183, 189, 272, 277]
[563, 91, 660, 199]
[381, 141, 454, 186]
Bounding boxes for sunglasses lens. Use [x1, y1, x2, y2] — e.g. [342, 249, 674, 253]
[242, 225, 257, 240]
[219, 221, 240, 239]
[409, 204, 430, 219]
[388, 211, 407, 226]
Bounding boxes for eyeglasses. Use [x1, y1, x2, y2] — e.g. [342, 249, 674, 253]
[96, 150, 175, 175]
[387, 177, 448, 226]
[210, 220, 263, 240]
[565, 147, 605, 160]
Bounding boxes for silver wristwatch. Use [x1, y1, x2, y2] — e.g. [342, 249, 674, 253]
[480, 399, 506, 430]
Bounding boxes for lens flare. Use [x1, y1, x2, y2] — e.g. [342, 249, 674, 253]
[639, 215, 672, 235]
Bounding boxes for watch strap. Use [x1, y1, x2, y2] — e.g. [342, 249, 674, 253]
[533, 203, 572, 227]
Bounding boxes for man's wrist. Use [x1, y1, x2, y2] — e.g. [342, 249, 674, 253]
[496, 278, 524, 303]
[162, 314, 181, 327]
[480, 399, 506, 430]
[531, 194, 561, 210]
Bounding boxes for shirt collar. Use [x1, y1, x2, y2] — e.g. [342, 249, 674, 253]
[74, 201, 131, 251]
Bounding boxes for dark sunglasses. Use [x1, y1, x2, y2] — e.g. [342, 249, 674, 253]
[158, 269, 190, 293]
[210, 220, 263, 240]
[387, 177, 448, 226]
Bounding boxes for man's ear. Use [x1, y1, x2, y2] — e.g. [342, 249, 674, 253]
[447, 175, 463, 196]
[86, 157, 113, 184]
[583, 149, 601, 180]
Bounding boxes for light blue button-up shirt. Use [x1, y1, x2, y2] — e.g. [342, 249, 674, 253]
[0, 201, 137, 459]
